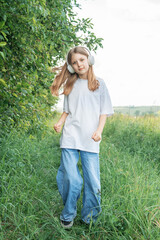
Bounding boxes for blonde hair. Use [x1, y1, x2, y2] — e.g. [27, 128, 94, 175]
[50, 46, 99, 96]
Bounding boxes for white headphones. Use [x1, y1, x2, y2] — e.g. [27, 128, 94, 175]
[66, 46, 95, 74]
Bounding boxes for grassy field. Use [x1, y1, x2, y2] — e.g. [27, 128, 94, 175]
[114, 106, 160, 116]
[0, 114, 160, 239]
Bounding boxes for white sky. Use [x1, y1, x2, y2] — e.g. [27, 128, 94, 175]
[56, 0, 160, 110]
[76, 0, 160, 106]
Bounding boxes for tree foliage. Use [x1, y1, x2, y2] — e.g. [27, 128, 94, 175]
[0, 0, 103, 133]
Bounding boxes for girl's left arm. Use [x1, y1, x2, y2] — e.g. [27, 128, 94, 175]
[92, 114, 107, 142]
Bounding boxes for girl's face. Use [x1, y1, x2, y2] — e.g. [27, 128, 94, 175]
[71, 53, 89, 79]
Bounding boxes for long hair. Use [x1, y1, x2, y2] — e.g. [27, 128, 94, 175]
[50, 46, 99, 96]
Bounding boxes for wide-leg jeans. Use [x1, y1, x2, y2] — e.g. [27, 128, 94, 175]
[56, 148, 101, 223]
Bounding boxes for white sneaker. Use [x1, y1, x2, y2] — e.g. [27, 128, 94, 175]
[61, 220, 73, 229]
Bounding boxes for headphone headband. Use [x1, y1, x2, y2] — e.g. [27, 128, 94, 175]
[66, 46, 95, 74]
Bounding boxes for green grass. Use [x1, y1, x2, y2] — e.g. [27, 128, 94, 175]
[0, 114, 160, 239]
[114, 106, 160, 116]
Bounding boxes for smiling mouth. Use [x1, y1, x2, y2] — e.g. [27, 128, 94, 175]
[79, 68, 84, 71]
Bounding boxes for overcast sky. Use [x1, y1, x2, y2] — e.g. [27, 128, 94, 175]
[76, 0, 160, 106]
[56, 0, 160, 110]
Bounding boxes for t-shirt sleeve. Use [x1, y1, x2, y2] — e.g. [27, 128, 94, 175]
[100, 80, 114, 116]
[63, 95, 69, 113]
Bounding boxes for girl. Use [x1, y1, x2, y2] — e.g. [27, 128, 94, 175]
[51, 46, 114, 228]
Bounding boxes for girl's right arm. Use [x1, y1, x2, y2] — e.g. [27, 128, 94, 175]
[54, 112, 69, 133]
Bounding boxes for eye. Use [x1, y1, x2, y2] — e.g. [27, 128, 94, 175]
[80, 58, 84, 61]
[72, 61, 76, 65]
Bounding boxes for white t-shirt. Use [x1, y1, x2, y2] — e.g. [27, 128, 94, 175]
[60, 77, 114, 153]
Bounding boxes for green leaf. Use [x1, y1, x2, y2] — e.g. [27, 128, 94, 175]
[0, 42, 7, 47]
[0, 51, 5, 59]
[0, 78, 7, 87]
[12, 93, 18, 98]
[32, 17, 36, 25]
[1, 31, 8, 41]
[0, 21, 5, 30]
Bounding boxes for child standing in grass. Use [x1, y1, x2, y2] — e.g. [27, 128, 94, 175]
[51, 46, 114, 228]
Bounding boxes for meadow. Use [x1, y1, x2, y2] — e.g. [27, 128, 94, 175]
[0, 114, 160, 240]
[114, 106, 160, 116]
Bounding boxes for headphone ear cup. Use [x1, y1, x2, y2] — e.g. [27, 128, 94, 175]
[88, 55, 95, 65]
[67, 64, 75, 74]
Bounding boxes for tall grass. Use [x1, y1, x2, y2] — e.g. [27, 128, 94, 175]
[103, 114, 160, 163]
[0, 114, 160, 239]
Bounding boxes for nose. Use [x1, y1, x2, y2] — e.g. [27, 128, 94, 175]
[77, 60, 81, 66]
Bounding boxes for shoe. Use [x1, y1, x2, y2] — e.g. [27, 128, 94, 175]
[61, 220, 73, 229]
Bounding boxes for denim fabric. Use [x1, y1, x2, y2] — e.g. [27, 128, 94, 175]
[56, 148, 101, 223]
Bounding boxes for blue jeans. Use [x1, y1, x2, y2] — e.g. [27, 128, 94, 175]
[56, 148, 101, 223]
